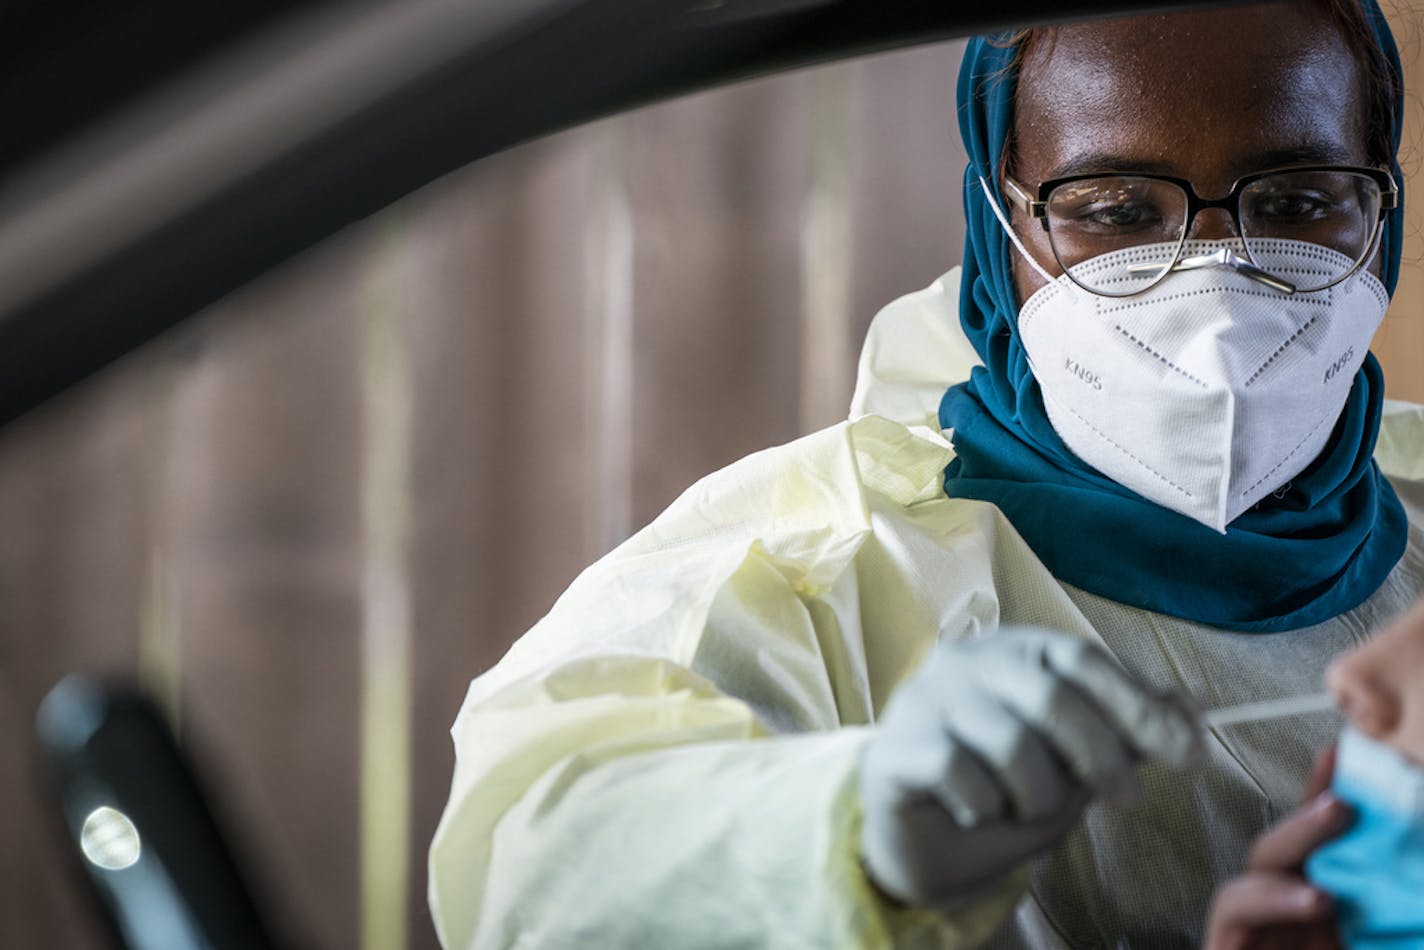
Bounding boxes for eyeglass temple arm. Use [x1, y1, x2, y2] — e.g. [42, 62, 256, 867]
[1001, 175, 1046, 218]
[1382, 174, 1399, 210]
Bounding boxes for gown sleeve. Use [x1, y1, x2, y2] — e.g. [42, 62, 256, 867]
[428, 415, 1030, 949]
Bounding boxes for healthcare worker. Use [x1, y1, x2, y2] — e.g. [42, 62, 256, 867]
[429, 1, 1424, 946]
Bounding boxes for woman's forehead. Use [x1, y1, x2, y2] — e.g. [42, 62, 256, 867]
[1011, 5, 1369, 186]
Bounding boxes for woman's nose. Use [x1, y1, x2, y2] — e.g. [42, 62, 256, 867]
[1327, 654, 1401, 741]
[1187, 207, 1240, 242]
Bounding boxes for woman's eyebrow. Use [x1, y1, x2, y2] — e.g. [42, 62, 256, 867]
[1241, 144, 1359, 169]
[1044, 144, 1360, 182]
[1046, 154, 1178, 178]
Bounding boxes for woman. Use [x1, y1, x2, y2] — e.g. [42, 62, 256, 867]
[429, 2, 1424, 946]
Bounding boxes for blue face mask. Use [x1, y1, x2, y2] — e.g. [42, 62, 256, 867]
[1306, 727, 1424, 949]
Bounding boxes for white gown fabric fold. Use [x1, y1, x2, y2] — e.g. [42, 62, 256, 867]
[430, 267, 1424, 949]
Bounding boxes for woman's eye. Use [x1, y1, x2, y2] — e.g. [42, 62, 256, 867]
[1091, 203, 1148, 226]
[1251, 191, 1332, 220]
[1071, 201, 1161, 231]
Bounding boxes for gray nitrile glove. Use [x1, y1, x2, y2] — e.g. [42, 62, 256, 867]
[858, 626, 1202, 910]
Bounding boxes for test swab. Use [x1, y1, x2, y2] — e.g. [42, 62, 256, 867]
[1204, 693, 1337, 728]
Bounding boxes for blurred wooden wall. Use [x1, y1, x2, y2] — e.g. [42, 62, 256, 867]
[5, 20, 1424, 948]
[1377, 0, 1424, 402]
[0, 43, 965, 950]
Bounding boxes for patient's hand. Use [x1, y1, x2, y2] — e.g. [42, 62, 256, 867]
[1206, 597, 1424, 949]
[1202, 748, 1349, 950]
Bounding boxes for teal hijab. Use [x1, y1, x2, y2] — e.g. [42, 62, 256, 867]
[940, 3, 1409, 632]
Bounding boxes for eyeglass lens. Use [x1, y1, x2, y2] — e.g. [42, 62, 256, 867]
[1043, 171, 1382, 295]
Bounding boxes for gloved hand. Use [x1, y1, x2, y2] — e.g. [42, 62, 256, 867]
[859, 626, 1202, 910]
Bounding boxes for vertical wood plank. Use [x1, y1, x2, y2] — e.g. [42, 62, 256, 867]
[800, 64, 857, 433]
[1377, 1, 1424, 402]
[626, 72, 811, 524]
[360, 216, 415, 950]
[585, 121, 638, 554]
[847, 42, 969, 355]
[167, 240, 367, 950]
[405, 129, 608, 950]
[140, 360, 187, 731]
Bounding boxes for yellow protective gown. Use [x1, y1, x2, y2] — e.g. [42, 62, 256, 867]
[429, 268, 1424, 949]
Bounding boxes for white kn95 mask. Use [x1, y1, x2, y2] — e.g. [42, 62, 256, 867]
[1014, 238, 1389, 532]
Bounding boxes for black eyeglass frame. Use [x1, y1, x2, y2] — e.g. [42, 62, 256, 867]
[1001, 164, 1398, 295]
[1003, 164, 1397, 229]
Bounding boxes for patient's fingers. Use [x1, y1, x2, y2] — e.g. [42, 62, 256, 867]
[1247, 792, 1351, 873]
[1210, 872, 1331, 926]
[1300, 744, 1337, 802]
[1203, 873, 1336, 950]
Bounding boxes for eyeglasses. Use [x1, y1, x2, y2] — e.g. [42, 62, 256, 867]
[1002, 165, 1397, 297]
